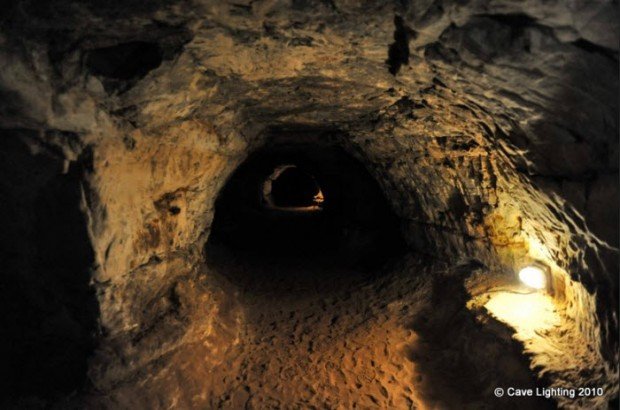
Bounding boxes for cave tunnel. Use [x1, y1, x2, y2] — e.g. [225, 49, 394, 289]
[263, 164, 324, 209]
[0, 1, 618, 409]
[206, 142, 407, 290]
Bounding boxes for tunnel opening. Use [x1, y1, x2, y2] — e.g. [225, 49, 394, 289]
[263, 165, 324, 211]
[205, 142, 407, 294]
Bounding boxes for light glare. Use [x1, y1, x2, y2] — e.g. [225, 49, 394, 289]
[484, 292, 560, 338]
[518, 266, 547, 289]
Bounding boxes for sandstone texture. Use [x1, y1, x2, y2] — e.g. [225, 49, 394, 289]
[0, 0, 617, 408]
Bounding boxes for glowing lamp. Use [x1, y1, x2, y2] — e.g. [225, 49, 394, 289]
[518, 265, 547, 290]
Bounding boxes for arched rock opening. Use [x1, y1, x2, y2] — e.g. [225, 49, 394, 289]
[262, 164, 324, 210]
[206, 142, 406, 280]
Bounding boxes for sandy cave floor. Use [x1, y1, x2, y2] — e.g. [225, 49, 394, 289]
[109, 244, 554, 410]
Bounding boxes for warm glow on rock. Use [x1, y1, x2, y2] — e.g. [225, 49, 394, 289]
[484, 292, 560, 339]
[518, 266, 547, 289]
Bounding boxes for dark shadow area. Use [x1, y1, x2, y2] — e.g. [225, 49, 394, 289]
[84, 40, 177, 93]
[205, 142, 407, 294]
[0, 133, 99, 405]
[386, 15, 416, 75]
[85, 41, 162, 80]
[266, 165, 322, 208]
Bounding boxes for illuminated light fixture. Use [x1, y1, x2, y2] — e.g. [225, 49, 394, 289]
[518, 265, 548, 290]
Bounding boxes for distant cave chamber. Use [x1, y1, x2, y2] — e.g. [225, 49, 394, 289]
[206, 142, 407, 289]
[262, 164, 325, 211]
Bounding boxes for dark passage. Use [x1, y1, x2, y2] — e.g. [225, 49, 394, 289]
[0, 134, 99, 405]
[85, 41, 163, 81]
[205, 143, 406, 292]
[84, 41, 164, 93]
[265, 165, 323, 209]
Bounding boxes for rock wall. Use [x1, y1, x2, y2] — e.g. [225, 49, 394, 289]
[0, 0, 617, 407]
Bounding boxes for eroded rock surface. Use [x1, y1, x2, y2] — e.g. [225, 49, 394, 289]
[0, 0, 617, 408]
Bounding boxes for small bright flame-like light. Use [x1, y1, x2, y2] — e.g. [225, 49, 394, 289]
[518, 266, 547, 289]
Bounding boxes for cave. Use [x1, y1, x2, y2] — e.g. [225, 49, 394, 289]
[207, 141, 405, 268]
[0, 1, 618, 409]
[263, 165, 323, 209]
